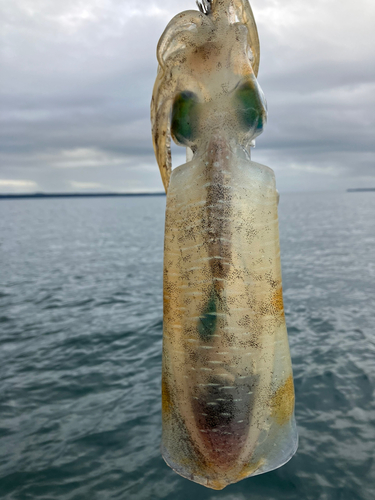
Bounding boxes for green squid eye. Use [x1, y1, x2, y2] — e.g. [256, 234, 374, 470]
[235, 81, 265, 132]
[171, 91, 199, 145]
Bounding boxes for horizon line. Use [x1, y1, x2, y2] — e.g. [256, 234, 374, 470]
[0, 192, 166, 199]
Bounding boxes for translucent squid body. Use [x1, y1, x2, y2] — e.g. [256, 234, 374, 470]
[151, 0, 298, 489]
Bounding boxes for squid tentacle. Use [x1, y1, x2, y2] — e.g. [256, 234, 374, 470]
[157, 10, 214, 70]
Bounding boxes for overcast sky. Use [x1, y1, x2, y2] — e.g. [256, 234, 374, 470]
[1, 0, 374, 193]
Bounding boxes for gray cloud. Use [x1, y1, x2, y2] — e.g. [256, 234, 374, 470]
[1, 0, 374, 192]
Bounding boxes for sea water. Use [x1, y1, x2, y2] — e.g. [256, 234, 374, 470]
[0, 192, 374, 500]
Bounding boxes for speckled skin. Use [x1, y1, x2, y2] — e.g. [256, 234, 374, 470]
[151, 0, 297, 489]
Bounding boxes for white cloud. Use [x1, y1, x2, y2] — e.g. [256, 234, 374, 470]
[0, 179, 38, 192]
[70, 181, 106, 189]
[290, 163, 340, 176]
[0, 179, 37, 187]
[55, 148, 126, 169]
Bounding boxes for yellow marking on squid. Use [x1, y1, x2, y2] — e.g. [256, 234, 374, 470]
[270, 375, 295, 426]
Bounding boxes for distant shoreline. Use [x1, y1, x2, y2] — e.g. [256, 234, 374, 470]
[0, 192, 166, 200]
[1, 190, 374, 199]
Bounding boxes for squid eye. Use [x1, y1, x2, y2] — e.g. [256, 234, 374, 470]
[235, 81, 265, 132]
[171, 91, 199, 146]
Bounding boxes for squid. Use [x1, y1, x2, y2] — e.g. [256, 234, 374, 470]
[151, 0, 298, 490]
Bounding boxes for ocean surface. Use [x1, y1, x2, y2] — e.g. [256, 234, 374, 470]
[0, 192, 374, 500]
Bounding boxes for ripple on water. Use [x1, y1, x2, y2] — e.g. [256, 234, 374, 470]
[0, 194, 374, 500]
